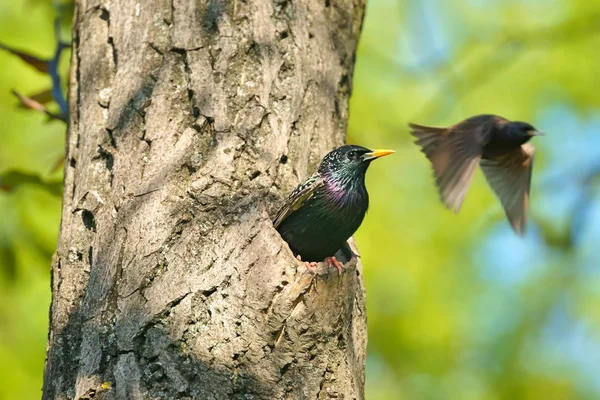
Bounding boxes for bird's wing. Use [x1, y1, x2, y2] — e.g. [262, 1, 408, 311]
[409, 117, 495, 212]
[273, 172, 324, 228]
[479, 143, 535, 235]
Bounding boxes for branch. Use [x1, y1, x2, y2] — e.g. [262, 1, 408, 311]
[0, 17, 69, 121]
[11, 90, 67, 122]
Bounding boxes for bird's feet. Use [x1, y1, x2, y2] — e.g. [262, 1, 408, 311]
[296, 255, 344, 274]
[296, 255, 318, 273]
[324, 256, 344, 274]
[304, 261, 319, 271]
[295, 255, 319, 292]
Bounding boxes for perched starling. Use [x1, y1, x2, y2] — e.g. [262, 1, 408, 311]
[274, 145, 395, 270]
[409, 114, 543, 234]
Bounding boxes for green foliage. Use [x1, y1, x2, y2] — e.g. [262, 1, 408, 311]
[2, 1, 600, 399]
[0, 0, 68, 398]
[349, 0, 600, 399]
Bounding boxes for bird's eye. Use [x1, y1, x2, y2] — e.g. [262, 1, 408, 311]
[347, 150, 357, 160]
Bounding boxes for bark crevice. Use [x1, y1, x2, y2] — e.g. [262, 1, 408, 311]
[44, 1, 367, 399]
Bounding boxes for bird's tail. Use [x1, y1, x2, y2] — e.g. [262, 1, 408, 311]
[408, 122, 479, 212]
[408, 122, 447, 154]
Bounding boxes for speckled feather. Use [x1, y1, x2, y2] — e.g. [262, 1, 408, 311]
[274, 145, 379, 262]
[273, 172, 324, 229]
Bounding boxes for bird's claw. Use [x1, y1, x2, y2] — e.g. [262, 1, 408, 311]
[296, 256, 318, 273]
[304, 261, 319, 271]
[325, 256, 344, 274]
[297, 254, 343, 275]
[294, 255, 318, 292]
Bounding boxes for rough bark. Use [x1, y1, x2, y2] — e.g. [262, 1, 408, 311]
[43, 1, 367, 399]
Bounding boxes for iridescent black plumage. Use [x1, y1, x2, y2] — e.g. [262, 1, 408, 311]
[409, 114, 544, 234]
[274, 145, 394, 262]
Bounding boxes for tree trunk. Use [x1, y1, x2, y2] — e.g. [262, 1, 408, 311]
[43, 1, 366, 399]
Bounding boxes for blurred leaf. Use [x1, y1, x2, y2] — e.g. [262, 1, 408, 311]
[350, 1, 600, 399]
[19, 88, 54, 106]
[0, 43, 49, 73]
[0, 243, 16, 281]
[0, 170, 62, 196]
[11, 90, 67, 122]
[14, 185, 62, 254]
[50, 156, 65, 174]
[0, 1, 70, 398]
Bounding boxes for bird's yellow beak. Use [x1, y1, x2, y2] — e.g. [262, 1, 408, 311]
[528, 129, 544, 136]
[363, 149, 396, 161]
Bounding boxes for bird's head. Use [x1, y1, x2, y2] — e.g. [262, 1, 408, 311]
[504, 121, 544, 143]
[318, 145, 395, 187]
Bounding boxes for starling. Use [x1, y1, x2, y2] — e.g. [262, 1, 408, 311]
[274, 145, 395, 271]
[409, 114, 544, 234]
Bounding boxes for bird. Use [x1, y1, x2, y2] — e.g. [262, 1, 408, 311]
[273, 145, 395, 271]
[408, 114, 544, 235]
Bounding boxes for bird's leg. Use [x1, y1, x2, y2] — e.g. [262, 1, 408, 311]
[324, 256, 344, 274]
[342, 241, 361, 260]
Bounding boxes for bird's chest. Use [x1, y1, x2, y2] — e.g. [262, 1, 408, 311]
[277, 183, 368, 261]
[304, 185, 368, 235]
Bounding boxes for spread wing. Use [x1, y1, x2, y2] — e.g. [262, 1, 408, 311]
[409, 115, 501, 212]
[480, 143, 535, 235]
[273, 172, 324, 228]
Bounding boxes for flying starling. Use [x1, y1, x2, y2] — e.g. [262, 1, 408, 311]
[274, 145, 395, 271]
[409, 114, 544, 234]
